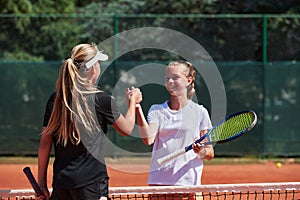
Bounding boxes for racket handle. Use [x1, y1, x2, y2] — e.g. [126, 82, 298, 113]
[23, 167, 43, 196]
[157, 149, 186, 165]
[157, 132, 211, 165]
[185, 132, 209, 152]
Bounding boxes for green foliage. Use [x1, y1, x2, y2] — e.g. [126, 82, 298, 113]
[1, 0, 300, 61]
[210, 0, 300, 14]
[0, 0, 32, 33]
[141, 0, 212, 14]
[0, 0, 82, 61]
[33, 0, 75, 14]
[78, 0, 146, 42]
[2, 51, 43, 62]
[0, 0, 33, 14]
[37, 19, 83, 60]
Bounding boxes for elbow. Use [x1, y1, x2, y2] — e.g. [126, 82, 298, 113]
[112, 121, 134, 136]
[204, 150, 215, 161]
[142, 138, 154, 146]
[117, 127, 133, 136]
[205, 154, 214, 161]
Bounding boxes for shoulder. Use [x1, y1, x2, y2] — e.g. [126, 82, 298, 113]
[95, 91, 115, 103]
[48, 91, 56, 101]
[95, 91, 112, 99]
[187, 101, 210, 114]
[94, 92, 120, 114]
[45, 91, 56, 108]
[149, 101, 168, 112]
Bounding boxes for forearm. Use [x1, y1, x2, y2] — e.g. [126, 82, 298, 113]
[125, 99, 137, 127]
[122, 99, 138, 134]
[204, 147, 214, 160]
[114, 87, 143, 135]
[38, 132, 52, 188]
[113, 98, 138, 136]
[38, 151, 49, 187]
[196, 129, 215, 160]
[136, 105, 155, 145]
[199, 145, 214, 160]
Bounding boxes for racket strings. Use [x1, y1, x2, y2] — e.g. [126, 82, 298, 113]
[210, 112, 255, 142]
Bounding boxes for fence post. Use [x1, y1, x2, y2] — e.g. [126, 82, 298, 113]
[262, 15, 267, 65]
[262, 15, 268, 158]
[112, 14, 119, 158]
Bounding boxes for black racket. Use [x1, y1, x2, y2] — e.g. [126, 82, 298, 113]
[23, 167, 43, 196]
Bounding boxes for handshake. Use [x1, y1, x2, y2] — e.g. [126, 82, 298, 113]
[125, 86, 143, 107]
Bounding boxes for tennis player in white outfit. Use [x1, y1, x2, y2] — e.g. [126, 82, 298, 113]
[134, 60, 214, 186]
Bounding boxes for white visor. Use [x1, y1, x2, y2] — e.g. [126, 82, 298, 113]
[84, 51, 109, 69]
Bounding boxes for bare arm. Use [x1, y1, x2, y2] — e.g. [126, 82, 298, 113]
[37, 127, 52, 199]
[112, 88, 142, 136]
[193, 129, 214, 160]
[135, 104, 159, 146]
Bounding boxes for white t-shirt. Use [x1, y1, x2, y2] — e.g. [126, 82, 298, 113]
[147, 100, 212, 186]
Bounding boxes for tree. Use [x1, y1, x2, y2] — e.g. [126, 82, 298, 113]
[210, 0, 300, 14]
[0, 0, 84, 61]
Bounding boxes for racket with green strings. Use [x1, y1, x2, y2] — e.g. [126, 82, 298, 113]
[157, 110, 257, 165]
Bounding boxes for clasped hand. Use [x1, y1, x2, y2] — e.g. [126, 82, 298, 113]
[125, 86, 143, 105]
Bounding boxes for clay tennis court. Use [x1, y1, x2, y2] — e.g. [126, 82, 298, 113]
[0, 157, 299, 190]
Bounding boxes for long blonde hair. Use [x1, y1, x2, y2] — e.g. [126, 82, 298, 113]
[43, 43, 101, 146]
[168, 60, 196, 99]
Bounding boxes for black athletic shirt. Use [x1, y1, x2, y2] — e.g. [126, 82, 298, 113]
[43, 91, 121, 189]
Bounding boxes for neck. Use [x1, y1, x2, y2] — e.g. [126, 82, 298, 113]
[168, 96, 188, 110]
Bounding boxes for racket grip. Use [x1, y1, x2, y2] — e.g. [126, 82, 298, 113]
[157, 149, 186, 165]
[23, 167, 43, 196]
[185, 133, 208, 151]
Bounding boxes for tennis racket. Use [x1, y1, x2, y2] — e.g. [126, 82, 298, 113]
[23, 167, 43, 196]
[157, 110, 257, 165]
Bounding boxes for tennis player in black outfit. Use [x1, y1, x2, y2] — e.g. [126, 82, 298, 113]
[37, 43, 142, 200]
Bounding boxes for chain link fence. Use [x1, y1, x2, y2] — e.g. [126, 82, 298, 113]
[0, 14, 299, 157]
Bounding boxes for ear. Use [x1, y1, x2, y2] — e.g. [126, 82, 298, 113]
[89, 65, 95, 75]
[186, 76, 193, 86]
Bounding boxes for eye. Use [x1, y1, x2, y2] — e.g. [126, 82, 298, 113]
[165, 76, 180, 82]
[172, 76, 180, 81]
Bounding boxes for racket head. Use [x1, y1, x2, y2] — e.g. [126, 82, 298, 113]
[208, 110, 257, 144]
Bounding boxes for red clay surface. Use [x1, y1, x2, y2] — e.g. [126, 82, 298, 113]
[0, 158, 299, 189]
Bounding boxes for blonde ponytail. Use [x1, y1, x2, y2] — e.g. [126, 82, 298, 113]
[43, 43, 102, 146]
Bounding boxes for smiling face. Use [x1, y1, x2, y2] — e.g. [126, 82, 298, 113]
[165, 63, 192, 97]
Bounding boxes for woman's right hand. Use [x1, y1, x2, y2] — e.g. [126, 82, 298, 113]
[35, 187, 50, 200]
[126, 87, 142, 105]
[132, 88, 143, 104]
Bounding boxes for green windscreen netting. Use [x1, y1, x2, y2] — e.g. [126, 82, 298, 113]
[0, 61, 299, 157]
